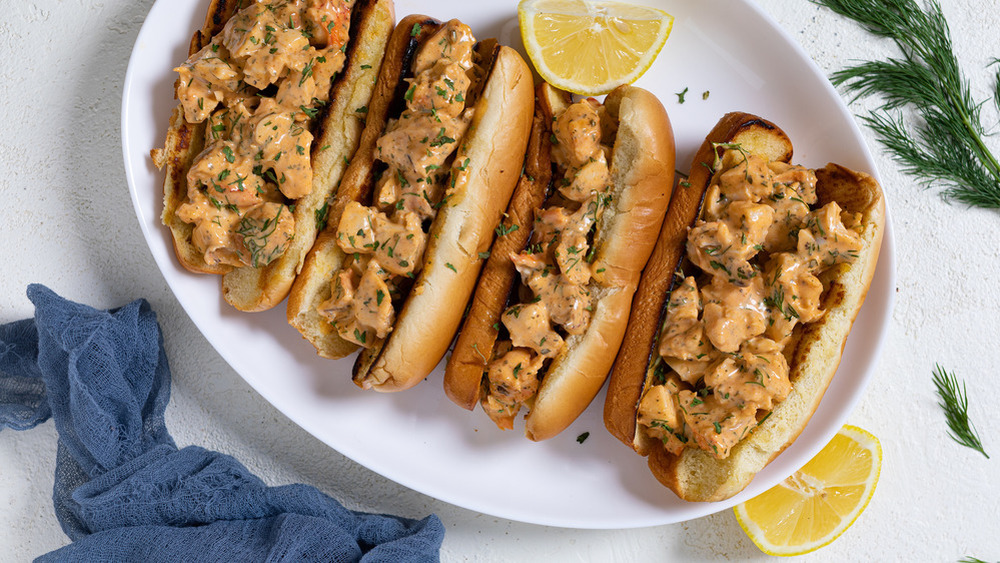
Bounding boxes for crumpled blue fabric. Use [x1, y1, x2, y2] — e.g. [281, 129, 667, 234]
[0, 284, 444, 562]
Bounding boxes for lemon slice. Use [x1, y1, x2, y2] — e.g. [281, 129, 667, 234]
[734, 425, 882, 556]
[518, 0, 673, 96]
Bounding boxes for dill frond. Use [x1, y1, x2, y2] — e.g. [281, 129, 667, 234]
[992, 58, 1000, 116]
[931, 364, 988, 458]
[812, 0, 1000, 209]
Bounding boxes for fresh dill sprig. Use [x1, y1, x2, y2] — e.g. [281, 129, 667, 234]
[932, 364, 988, 458]
[812, 0, 1000, 209]
[993, 59, 1000, 116]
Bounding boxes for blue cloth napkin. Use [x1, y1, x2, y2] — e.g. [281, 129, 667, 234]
[0, 284, 444, 562]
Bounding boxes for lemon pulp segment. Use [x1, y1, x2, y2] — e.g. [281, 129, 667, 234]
[518, 0, 673, 96]
[734, 425, 882, 556]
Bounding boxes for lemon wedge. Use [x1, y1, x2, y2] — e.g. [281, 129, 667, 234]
[734, 425, 882, 556]
[518, 0, 673, 96]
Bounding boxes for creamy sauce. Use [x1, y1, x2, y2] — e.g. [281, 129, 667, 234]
[317, 20, 477, 346]
[481, 98, 614, 427]
[174, 0, 353, 267]
[481, 344, 545, 430]
[638, 148, 862, 459]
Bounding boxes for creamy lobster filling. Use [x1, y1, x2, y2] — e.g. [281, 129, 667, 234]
[174, 0, 355, 267]
[482, 98, 614, 429]
[317, 20, 478, 347]
[638, 148, 863, 459]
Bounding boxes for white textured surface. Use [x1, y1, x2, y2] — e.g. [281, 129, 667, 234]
[1, 0, 998, 561]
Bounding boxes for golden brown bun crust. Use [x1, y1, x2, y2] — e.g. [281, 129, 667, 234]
[152, 0, 396, 311]
[155, 106, 226, 275]
[357, 42, 536, 392]
[605, 113, 885, 502]
[603, 112, 793, 453]
[525, 85, 676, 441]
[443, 103, 554, 409]
[287, 14, 436, 359]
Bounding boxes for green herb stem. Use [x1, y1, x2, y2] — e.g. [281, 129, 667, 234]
[931, 364, 988, 458]
[813, 0, 1000, 209]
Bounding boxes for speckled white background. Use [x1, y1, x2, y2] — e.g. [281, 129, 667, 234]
[2, 0, 998, 561]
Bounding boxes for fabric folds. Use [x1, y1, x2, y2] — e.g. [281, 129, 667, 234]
[0, 285, 444, 562]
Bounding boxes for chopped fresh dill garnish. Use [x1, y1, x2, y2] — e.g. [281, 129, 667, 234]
[813, 0, 1000, 209]
[931, 364, 988, 458]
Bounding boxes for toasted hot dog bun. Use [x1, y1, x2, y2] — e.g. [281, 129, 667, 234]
[288, 16, 535, 391]
[603, 112, 885, 501]
[152, 0, 395, 312]
[287, 14, 439, 361]
[442, 104, 554, 410]
[445, 83, 676, 441]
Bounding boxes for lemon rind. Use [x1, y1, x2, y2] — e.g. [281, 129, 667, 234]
[733, 425, 882, 557]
